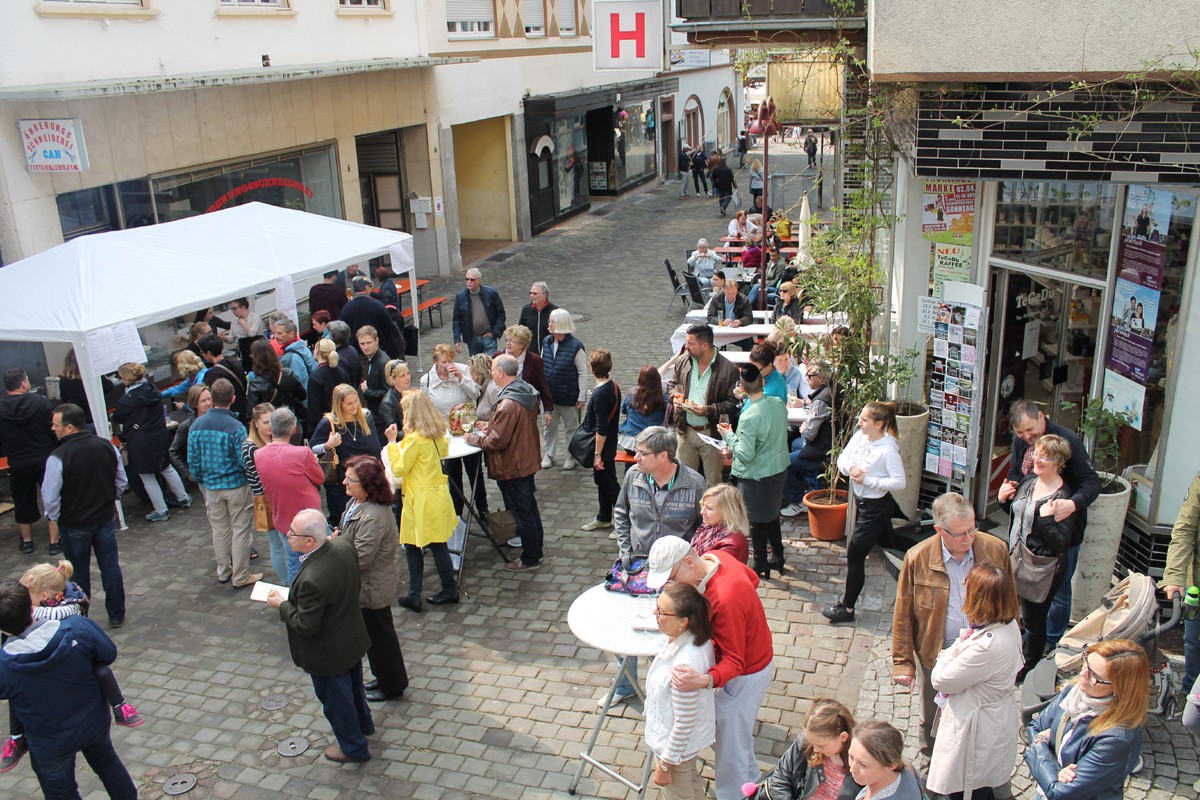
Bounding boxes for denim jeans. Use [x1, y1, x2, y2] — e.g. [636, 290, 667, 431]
[614, 656, 639, 697]
[498, 475, 544, 565]
[718, 193, 733, 212]
[310, 662, 373, 760]
[783, 439, 827, 504]
[59, 520, 125, 623]
[1045, 543, 1080, 648]
[467, 335, 499, 356]
[265, 529, 300, 584]
[29, 728, 137, 800]
[746, 284, 777, 309]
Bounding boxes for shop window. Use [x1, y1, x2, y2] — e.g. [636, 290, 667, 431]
[150, 145, 342, 223]
[1105, 187, 1196, 501]
[992, 181, 1117, 279]
[55, 179, 158, 241]
[610, 100, 657, 191]
[556, 0, 575, 36]
[446, 0, 494, 37]
[553, 115, 587, 215]
[523, 0, 545, 36]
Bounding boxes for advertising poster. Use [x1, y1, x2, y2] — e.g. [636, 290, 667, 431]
[1107, 198, 1168, 384]
[921, 181, 976, 245]
[931, 245, 972, 296]
[1102, 368, 1145, 430]
[926, 299, 986, 480]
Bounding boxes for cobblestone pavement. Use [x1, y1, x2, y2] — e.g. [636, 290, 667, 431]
[3, 143, 1195, 799]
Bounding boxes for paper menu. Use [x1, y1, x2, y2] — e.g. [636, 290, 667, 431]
[84, 321, 146, 376]
[250, 581, 290, 602]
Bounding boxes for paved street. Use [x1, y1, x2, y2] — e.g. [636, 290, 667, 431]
[3, 142, 1196, 799]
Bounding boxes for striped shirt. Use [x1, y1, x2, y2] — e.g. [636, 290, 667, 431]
[941, 541, 975, 647]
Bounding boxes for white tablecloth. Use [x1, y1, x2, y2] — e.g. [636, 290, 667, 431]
[568, 584, 666, 658]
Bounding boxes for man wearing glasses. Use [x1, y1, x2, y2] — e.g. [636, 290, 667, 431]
[891, 492, 1011, 768]
[517, 281, 557, 348]
[452, 268, 507, 355]
[267, 509, 373, 763]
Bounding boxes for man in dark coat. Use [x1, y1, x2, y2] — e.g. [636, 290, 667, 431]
[340, 276, 403, 358]
[0, 368, 60, 555]
[517, 281, 557, 348]
[711, 157, 736, 216]
[452, 268, 507, 356]
[267, 508, 373, 763]
[1006, 398, 1101, 649]
[309, 270, 349, 320]
[198, 335, 249, 423]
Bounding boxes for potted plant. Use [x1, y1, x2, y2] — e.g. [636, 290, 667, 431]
[1062, 398, 1134, 618]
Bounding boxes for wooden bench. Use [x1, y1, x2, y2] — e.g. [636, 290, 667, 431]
[401, 296, 448, 328]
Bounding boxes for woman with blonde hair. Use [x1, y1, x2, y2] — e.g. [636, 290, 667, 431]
[748, 158, 765, 204]
[310, 384, 380, 525]
[690, 483, 750, 564]
[822, 401, 905, 625]
[751, 698, 861, 799]
[243, 403, 290, 581]
[112, 361, 191, 522]
[376, 358, 410, 434]
[1025, 639, 1149, 800]
[383, 390, 459, 612]
[469, 353, 500, 421]
[421, 341, 486, 515]
[306, 337, 348, 437]
[163, 349, 208, 402]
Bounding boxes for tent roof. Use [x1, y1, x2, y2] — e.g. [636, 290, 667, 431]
[0, 202, 413, 342]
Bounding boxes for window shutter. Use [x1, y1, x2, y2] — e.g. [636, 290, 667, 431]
[447, 0, 494, 25]
[523, 0, 545, 34]
[557, 0, 575, 33]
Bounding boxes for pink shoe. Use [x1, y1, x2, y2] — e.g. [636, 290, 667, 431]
[113, 703, 144, 728]
[0, 737, 27, 772]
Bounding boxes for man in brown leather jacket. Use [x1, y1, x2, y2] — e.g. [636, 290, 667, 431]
[892, 491, 1011, 763]
[466, 354, 544, 572]
[665, 324, 740, 486]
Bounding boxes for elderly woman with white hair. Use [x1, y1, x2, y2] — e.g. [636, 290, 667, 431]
[540, 308, 589, 471]
[686, 239, 723, 288]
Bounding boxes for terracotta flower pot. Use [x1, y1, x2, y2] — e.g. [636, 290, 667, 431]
[803, 489, 849, 541]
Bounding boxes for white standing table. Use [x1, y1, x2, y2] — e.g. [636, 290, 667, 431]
[567, 584, 666, 798]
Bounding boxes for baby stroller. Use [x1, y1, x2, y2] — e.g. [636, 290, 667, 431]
[1020, 572, 1183, 724]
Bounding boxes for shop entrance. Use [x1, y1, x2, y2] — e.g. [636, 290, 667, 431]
[980, 267, 1107, 513]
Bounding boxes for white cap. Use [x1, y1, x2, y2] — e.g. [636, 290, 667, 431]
[646, 536, 691, 590]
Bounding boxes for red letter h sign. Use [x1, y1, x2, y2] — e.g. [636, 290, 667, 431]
[609, 12, 645, 59]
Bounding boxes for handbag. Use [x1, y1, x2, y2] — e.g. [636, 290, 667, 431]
[567, 381, 620, 464]
[1010, 536, 1060, 603]
[484, 510, 518, 542]
[604, 556, 655, 595]
[253, 494, 273, 532]
[316, 448, 339, 485]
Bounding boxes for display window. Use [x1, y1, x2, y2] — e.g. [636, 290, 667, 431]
[992, 180, 1117, 278]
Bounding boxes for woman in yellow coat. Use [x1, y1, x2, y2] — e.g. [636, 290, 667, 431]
[383, 390, 459, 612]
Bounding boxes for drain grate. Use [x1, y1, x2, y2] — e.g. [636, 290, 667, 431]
[590, 206, 620, 217]
[278, 737, 310, 757]
[484, 252, 516, 262]
[260, 693, 290, 711]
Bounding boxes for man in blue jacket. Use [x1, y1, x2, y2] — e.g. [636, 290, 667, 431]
[0, 579, 137, 798]
[452, 268, 506, 355]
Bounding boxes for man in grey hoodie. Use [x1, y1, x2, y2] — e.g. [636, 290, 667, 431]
[465, 354, 544, 572]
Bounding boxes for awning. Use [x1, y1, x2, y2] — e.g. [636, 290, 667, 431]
[0, 57, 477, 101]
[525, 76, 680, 118]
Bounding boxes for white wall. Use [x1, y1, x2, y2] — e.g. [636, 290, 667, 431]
[669, 66, 738, 151]
[868, 0, 1200, 81]
[2, 0, 424, 87]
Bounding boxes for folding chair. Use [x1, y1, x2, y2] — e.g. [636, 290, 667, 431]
[665, 259, 691, 314]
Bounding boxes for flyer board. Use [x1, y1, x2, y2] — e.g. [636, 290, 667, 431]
[924, 291, 987, 480]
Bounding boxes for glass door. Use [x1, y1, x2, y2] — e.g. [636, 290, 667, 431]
[981, 269, 1103, 511]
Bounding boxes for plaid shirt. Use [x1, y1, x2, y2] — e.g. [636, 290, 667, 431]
[187, 408, 248, 490]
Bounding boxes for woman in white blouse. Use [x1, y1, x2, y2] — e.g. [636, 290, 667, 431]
[645, 581, 716, 800]
[420, 342, 486, 515]
[822, 401, 906, 625]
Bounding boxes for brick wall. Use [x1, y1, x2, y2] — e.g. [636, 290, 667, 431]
[914, 83, 1200, 184]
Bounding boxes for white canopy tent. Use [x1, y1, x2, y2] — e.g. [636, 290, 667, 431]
[0, 202, 415, 439]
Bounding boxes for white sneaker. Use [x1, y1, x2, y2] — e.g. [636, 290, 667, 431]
[541, 455, 552, 469]
[581, 518, 613, 531]
[608, 531, 618, 540]
[780, 502, 807, 518]
[597, 689, 637, 709]
[563, 457, 578, 471]
[506, 536, 523, 548]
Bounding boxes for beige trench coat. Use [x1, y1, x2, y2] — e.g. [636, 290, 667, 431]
[926, 620, 1023, 795]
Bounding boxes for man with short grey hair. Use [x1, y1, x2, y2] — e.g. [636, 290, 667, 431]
[518, 281, 557, 347]
[465, 354, 543, 571]
[687, 239, 722, 287]
[891, 492, 1011, 763]
[274, 318, 318, 387]
[254, 407, 324, 584]
[452, 268, 506, 355]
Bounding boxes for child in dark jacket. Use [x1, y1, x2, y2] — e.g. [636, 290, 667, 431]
[0, 562, 143, 773]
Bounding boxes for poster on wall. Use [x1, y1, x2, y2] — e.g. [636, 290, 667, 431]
[588, 161, 608, 191]
[1101, 368, 1145, 431]
[1106, 195, 1169, 385]
[925, 293, 987, 480]
[931, 245, 972, 295]
[921, 181, 976, 245]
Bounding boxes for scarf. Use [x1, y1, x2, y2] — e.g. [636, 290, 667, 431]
[1058, 682, 1114, 724]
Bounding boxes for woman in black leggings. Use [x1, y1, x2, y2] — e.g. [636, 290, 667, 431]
[821, 401, 906, 625]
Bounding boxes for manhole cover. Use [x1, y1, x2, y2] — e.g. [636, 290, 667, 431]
[163, 773, 197, 795]
[278, 737, 309, 757]
[260, 693, 290, 711]
[571, 313, 593, 324]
